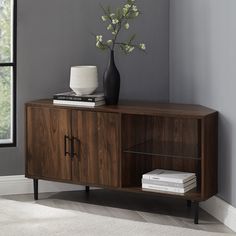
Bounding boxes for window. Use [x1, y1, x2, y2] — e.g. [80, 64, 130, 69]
[0, 0, 16, 146]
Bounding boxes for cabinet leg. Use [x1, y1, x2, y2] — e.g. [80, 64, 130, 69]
[187, 200, 192, 208]
[85, 186, 90, 193]
[194, 201, 199, 224]
[33, 179, 38, 200]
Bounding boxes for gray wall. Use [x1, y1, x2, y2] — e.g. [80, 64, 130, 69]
[0, 0, 170, 175]
[170, 0, 236, 207]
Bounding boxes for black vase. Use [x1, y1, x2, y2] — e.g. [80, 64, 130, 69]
[103, 50, 120, 105]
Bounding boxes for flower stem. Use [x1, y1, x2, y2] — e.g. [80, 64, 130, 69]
[111, 3, 134, 50]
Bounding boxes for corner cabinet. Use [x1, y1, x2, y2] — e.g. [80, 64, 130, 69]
[25, 100, 218, 224]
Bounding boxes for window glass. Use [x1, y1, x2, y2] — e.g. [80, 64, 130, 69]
[0, 66, 12, 143]
[0, 0, 15, 146]
[0, 0, 13, 63]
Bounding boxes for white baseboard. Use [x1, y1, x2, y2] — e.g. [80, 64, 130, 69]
[200, 196, 236, 232]
[1, 176, 235, 232]
[0, 175, 84, 196]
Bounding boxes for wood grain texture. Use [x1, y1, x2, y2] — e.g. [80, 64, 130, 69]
[27, 99, 217, 118]
[26, 106, 72, 181]
[25, 100, 218, 202]
[72, 111, 120, 187]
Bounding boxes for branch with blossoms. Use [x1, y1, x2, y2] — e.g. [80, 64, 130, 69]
[95, 0, 146, 54]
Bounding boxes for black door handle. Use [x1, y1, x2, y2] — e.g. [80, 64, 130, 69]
[64, 135, 71, 157]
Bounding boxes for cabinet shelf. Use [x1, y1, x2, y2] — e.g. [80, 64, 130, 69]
[123, 140, 200, 160]
[119, 187, 202, 201]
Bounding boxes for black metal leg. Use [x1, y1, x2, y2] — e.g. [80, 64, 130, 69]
[194, 201, 199, 224]
[33, 179, 38, 200]
[85, 186, 90, 193]
[187, 200, 192, 208]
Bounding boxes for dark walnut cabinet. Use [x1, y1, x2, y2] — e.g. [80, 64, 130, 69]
[26, 106, 120, 187]
[25, 100, 218, 224]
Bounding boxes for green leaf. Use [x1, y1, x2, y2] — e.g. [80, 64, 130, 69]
[96, 41, 109, 51]
[119, 44, 128, 55]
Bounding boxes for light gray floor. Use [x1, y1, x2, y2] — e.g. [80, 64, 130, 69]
[3, 189, 234, 234]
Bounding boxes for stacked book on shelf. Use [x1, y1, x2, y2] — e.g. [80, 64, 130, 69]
[142, 169, 196, 194]
[53, 91, 105, 107]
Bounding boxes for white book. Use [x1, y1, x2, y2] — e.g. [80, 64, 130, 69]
[53, 99, 105, 107]
[142, 182, 197, 194]
[142, 169, 196, 184]
[142, 178, 196, 188]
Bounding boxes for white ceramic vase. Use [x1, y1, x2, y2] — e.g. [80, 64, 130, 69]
[70, 66, 98, 95]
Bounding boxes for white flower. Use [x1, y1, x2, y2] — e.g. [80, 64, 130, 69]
[112, 30, 118, 35]
[96, 41, 101, 48]
[139, 43, 146, 50]
[101, 15, 107, 21]
[124, 45, 134, 53]
[132, 5, 138, 12]
[124, 4, 131, 9]
[96, 35, 103, 42]
[112, 19, 119, 24]
[107, 24, 113, 30]
[101, 16, 107, 21]
[128, 46, 135, 53]
[107, 40, 113, 45]
[110, 13, 116, 18]
[134, 11, 139, 17]
[122, 7, 129, 16]
[124, 22, 130, 30]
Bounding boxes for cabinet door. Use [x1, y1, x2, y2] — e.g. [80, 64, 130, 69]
[72, 111, 120, 187]
[26, 106, 72, 181]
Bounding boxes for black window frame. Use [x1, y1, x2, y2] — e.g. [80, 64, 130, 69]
[0, 0, 17, 147]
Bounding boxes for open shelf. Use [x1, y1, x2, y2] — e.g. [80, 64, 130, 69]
[123, 140, 200, 160]
[119, 187, 202, 201]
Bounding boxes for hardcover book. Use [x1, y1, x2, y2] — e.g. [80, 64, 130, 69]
[53, 91, 104, 102]
[142, 169, 196, 184]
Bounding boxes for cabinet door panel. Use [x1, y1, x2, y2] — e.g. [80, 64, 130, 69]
[72, 111, 120, 187]
[26, 107, 72, 181]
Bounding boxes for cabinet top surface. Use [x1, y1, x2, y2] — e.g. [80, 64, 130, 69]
[26, 99, 217, 118]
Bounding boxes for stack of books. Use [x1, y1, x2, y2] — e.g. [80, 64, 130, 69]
[142, 169, 196, 194]
[53, 91, 105, 107]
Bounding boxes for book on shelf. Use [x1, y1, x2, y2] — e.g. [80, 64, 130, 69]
[53, 91, 104, 102]
[141, 178, 196, 188]
[53, 99, 105, 107]
[142, 182, 196, 194]
[142, 169, 196, 184]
